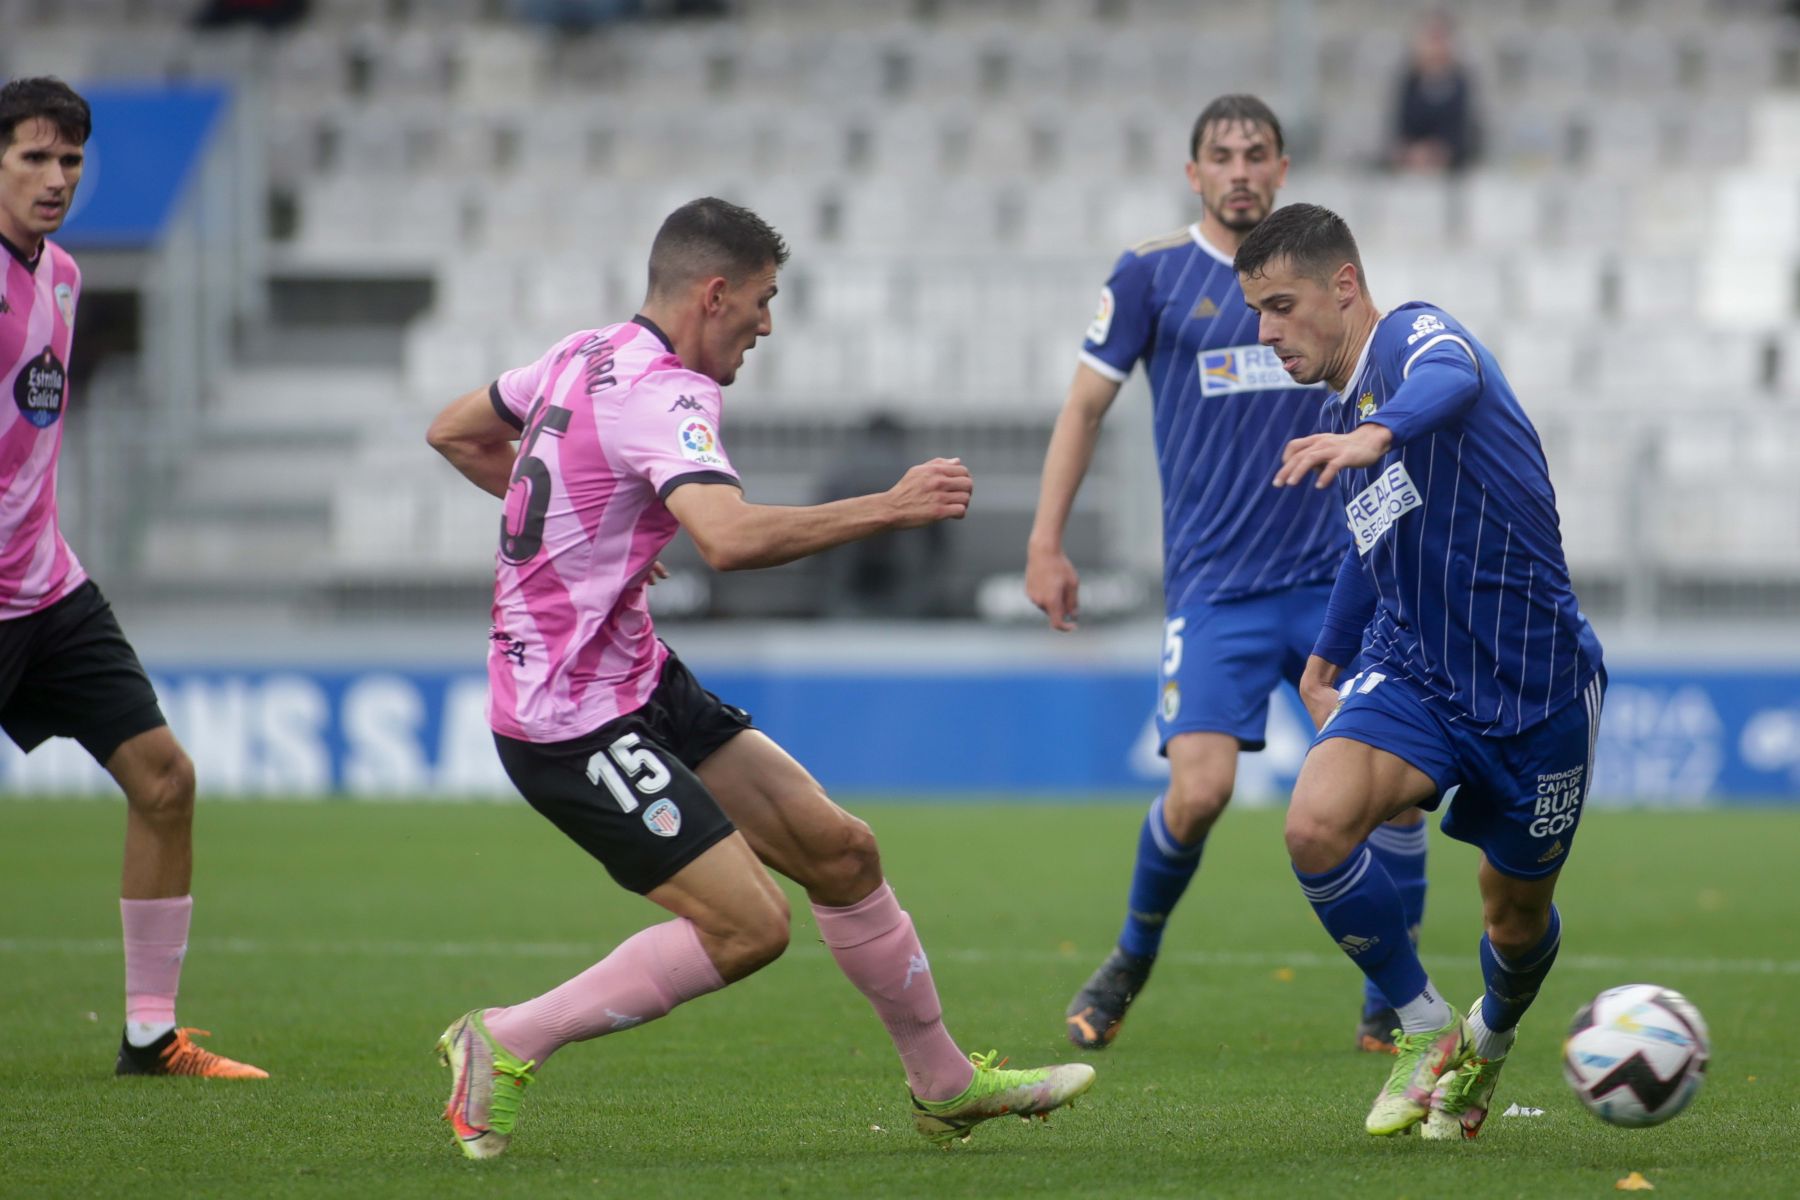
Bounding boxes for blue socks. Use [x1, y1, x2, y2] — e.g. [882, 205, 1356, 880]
[1116, 794, 1205, 960]
[1361, 819, 1429, 1017]
[1297, 844, 1444, 1029]
[1479, 904, 1561, 1033]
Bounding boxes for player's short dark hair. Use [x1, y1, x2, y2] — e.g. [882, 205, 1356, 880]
[1189, 94, 1284, 160]
[0, 77, 91, 149]
[1233, 202, 1367, 289]
[647, 197, 789, 299]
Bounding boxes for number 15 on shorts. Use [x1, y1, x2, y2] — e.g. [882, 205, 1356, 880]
[585, 733, 671, 813]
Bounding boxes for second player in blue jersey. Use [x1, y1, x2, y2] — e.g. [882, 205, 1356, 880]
[1237, 201, 1607, 1141]
[1026, 96, 1432, 1054]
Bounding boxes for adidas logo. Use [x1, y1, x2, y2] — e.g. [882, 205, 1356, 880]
[1537, 839, 1566, 864]
[1337, 934, 1380, 956]
[1192, 296, 1219, 318]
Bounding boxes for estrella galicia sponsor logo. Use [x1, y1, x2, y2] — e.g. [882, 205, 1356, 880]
[1528, 764, 1585, 839]
[13, 345, 65, 428]
[1346, 462, 1422, 556]
[668, 394, 704, 413]
[1197, 343, 1319, 396]
[1406, 312, 1446, 345]
[677, 417, 725, 466]
[643, 798, 682, 838]
[1086, 286, 1115, 345]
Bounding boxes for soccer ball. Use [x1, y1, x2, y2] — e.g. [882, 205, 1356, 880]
[1562, 984, 1710, 1127]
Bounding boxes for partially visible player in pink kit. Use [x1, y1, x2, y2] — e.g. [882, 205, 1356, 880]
[426, 198, 1094, 1159]
[0, 78, 264, 1079]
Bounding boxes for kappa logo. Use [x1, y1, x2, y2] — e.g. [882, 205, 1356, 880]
[668, 395, 705, 413]
[1192, 296, 1219, 319]
[1337, 934, 1380, 956]
[1406, 312, 1447, 345]
[605, 1008, 644, 1030]
[903, 952, 930, 990]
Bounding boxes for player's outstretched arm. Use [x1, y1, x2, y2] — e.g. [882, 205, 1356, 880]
[427, 386, 520, 498]
[1273, 424, 1394, 489]
[665, 458, 972, 573]
[1026, 363, 1123, 631]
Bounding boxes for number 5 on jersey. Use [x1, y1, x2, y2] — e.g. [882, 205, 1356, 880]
[585, 733, 673, 813]
[501, 397, 572, 564]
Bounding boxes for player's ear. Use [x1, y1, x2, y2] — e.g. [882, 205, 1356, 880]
[702, 276, 729, 314]
[1334, 262, 1361, 308]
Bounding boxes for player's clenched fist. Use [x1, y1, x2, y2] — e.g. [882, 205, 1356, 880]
[887, 458, 974, 527]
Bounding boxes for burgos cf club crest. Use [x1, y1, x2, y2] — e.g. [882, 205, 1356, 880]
[677, 417, 724, 466]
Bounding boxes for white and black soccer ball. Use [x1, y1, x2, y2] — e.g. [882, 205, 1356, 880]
[1563, 984, 1710, 1127]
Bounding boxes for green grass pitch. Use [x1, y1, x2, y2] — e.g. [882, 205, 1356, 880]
[6, 798, 1797, 1199]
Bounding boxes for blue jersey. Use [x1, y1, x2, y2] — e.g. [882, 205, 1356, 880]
[1311, 303, 1604, 736]
[1080, 225, 1343, 607]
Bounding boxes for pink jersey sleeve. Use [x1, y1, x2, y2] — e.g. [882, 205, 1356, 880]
[489, 336, 569, 430]
[608, 371, 740, 499]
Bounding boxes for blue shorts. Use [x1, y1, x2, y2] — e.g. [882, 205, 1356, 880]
[1155, 582, 1334, 753]
[1316, 665, 1607, 879]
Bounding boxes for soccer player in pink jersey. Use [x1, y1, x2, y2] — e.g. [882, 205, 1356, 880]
[425, 197, 1094, 1159]
[0, 78, 265, 1079]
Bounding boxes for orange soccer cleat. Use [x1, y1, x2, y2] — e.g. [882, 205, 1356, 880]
[114, 1027, 269, 1079]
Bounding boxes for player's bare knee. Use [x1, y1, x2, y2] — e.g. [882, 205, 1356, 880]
[128, 747, 195, 827]
[1284, 804, 1357, 874]
[1163, 779, 1231, 843]
[1483, 896, 1553, 958]
[807, 811, 883, 906]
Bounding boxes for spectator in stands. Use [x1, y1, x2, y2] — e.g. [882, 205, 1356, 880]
[1388, 11, 1480, 173]
[507, 0, 643, 33]
[816, 413, 949, 618]
[191, 0, 309, 29]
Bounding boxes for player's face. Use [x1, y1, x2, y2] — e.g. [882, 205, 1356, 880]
[703, 263, 778, 386]
[1239, 256, 1346, 387]
[0, 119, 84, 249]
[1186, 119, 1287, 234]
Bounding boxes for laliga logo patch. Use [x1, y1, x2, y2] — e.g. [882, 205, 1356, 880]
[1086, 286, 1115, 345]
[677, 417, 723, 465]
[642, 798, 682, 838]
[54, 282, 74, 327]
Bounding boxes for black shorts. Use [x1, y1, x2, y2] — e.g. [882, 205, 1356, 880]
[0, 579, 168, 764]
[493, 650, 752, 894]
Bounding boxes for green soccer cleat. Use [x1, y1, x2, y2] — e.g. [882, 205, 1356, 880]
[1364, 1012, 1472, 1136]
[911, 1050, 1096, 1147]
[1422, 1003, 1514, 1142]
[436, 1009, 536, 1160]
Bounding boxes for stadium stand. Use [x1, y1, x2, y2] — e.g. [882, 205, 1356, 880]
[8, 0, 1800, 620]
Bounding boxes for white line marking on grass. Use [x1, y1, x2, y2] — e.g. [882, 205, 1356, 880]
[3, 938, 1797, 977]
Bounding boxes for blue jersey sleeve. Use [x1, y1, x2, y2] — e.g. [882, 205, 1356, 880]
[1078, 250, 1155, 382]
[1312, 547, 1377, 667]
[1364, 308, 1482, 447]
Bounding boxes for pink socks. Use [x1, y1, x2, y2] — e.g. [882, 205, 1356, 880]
[483, 918, 725, 1067]
[811, 882, 974, 1102]
[120, 895, 192, 1030]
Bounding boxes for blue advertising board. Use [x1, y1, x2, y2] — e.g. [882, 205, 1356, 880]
[4, 663, 1799, 804]
[56, 84, 228, 249]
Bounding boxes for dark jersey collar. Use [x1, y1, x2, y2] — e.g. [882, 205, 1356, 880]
[0, 229, 43, 274]
[630, 313, 675, 353]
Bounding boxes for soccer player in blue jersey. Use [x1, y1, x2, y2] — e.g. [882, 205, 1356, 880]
[1236, 202, 1606, 1139]
[1027, 95, 1431, 1053]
